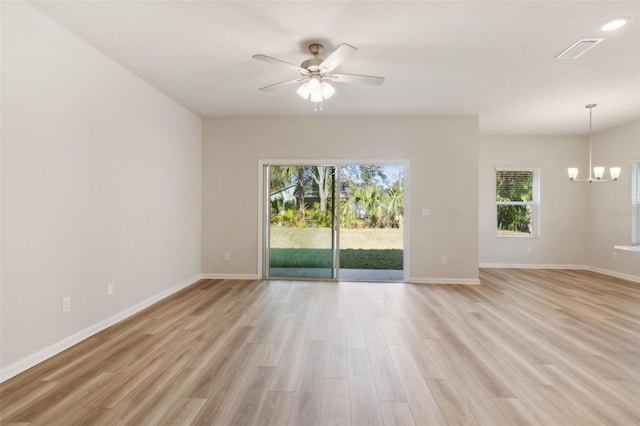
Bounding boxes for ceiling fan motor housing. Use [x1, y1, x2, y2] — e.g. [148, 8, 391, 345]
[301, 58, 323, 73]
[308, 43, 323, 56]
[300, 43, 325, 73]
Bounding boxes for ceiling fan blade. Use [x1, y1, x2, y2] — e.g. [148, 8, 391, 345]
[252, 54, 309, 75]
[319, 44, 358, 72]
[258, 77, 308, 92]
[329, 73, 385, 86]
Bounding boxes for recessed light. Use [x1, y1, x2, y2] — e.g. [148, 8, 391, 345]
[601, 18, 628, 32]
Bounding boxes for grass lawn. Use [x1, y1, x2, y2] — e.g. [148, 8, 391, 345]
[269, 227, 404, 270]
[270, 248, 403, 270]
[270, 226, 402, 249]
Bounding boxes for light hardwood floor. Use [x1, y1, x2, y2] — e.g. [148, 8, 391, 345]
[1, 269, 639, 425]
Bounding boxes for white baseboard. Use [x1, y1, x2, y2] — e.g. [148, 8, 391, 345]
[479, 263, 585, 269]
[0, 274, 202, 383]
[409, 277, 481, 285]
[479, 263, 640, 284]
[200, 273, 260, 280]
[584, 266, 640, 284]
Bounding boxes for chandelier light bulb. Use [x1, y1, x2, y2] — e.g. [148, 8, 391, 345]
[610, 167, 621, 181]
[593, 166, 605, 180]
[568, 168, 579, 180]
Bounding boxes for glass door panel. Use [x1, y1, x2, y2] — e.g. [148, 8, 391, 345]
[267, 165, 336, 279]
[338, 164, 405, 282]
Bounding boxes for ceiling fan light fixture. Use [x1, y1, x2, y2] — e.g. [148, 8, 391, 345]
[296, 83, 311, 100]
[297, 78, 335, 103]
[310, 92, 324, 103]
[321, 82, 335, 99]
[308, 77, 320, 91]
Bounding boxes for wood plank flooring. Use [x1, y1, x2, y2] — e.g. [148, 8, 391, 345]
[1, 268, 639, 425]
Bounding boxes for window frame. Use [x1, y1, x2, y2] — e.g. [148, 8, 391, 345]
[495, 167, 541, 238]
[632, 163, 640, 246]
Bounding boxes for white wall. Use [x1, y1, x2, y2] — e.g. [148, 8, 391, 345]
[587, 120, 640, 279]
[479, 135, 589, 266]
[1, 1, 202, 377]
[202, 117, 479, 283]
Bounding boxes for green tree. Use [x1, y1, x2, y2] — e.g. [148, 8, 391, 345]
[339, 165, 388, 195]
[271, 166, 308, 217]
[312, 166, 332, 213]
[382, 179, 404, 228]
[496, 171, 533, 233]
[339, 166, 404, 229]
[341, 188, 360, 228]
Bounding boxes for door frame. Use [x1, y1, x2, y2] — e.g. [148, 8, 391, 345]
[257, 159, 410, 281]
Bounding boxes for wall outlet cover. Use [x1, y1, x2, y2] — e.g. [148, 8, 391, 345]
[61, 297, 71, 313]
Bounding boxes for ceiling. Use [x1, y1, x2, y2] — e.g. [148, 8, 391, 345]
[30, 1, 639, 135]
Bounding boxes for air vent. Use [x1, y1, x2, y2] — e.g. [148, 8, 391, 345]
[556, 39, 604, 59]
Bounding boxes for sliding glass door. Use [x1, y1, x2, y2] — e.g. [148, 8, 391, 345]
[265, 165, 337, 279]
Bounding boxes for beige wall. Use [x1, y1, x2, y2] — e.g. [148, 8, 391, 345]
[202, 116, 479, 282]
[479, 123, 640, 282]
[479, 135, 589, 266]
[1, 2, 202, 374]
[587, 120, 640, 278]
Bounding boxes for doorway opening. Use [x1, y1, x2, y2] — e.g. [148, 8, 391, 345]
[261, 162, 407, 282]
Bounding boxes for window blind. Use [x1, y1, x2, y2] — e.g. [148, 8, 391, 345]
[496, 170, 536, 203]
[632, 163, 640, 246]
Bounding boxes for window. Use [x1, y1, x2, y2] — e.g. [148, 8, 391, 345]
[496, 168, 540, 237]
[632, 163, 640, 246]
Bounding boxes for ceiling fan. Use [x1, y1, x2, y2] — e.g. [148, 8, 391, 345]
[253, 43, 385, 110]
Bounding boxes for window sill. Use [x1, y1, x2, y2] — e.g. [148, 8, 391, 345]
[614, 245, 640, 253]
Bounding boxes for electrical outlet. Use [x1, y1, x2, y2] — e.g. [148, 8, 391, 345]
[107, 282, 114, 296]
[612, 252, 618, 260]
[421, 207, 431, 217]
[224, 253, 230, 261]
[526, 246, 532, 254]
[61, 297, 71, 313]
[440, 256, 447, 265]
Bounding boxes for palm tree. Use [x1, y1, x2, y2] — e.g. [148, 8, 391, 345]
[340, 191, 358, 228]
[382, 179, 403, 228]
[353, 185, 383, 227]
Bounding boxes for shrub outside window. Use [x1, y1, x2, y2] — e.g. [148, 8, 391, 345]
[496, 168, 540, 237]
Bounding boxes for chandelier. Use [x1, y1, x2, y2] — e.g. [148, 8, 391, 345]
[568, 104, 620, 182]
